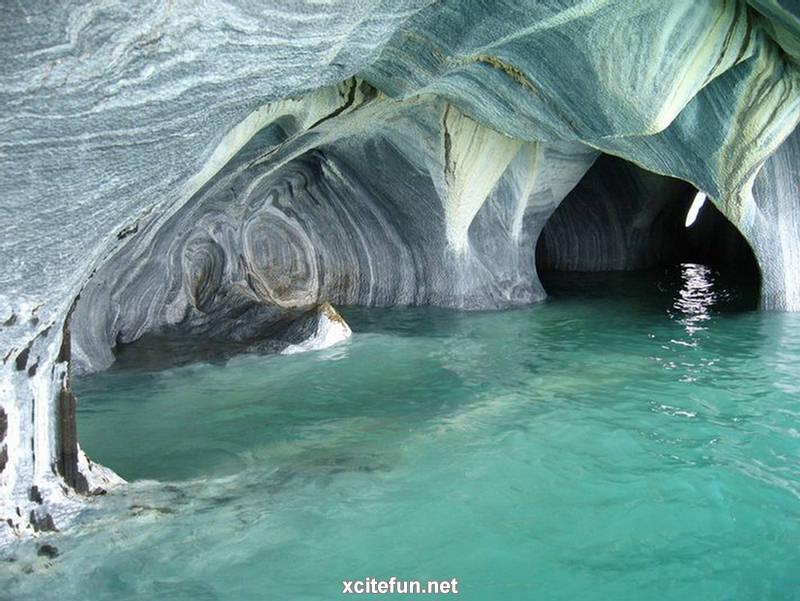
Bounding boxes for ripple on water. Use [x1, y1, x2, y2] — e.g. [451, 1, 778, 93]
[3, 269, 799, 601]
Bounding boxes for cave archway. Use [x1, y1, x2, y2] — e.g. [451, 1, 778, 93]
[535, 154, 761, 307]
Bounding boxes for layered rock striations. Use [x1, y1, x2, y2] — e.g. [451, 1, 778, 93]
[1, 0, 799, 536]
[68, 82, 599, 373]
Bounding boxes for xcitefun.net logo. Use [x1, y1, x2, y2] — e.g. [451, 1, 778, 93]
[342, 577, 459, 595]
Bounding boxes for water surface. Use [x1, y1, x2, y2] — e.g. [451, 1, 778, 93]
[3, 265, 799, 600]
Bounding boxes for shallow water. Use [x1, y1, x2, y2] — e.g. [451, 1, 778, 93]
[3, 265, 800, 600]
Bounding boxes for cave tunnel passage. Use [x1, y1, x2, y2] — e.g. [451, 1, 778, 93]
[535, 154, 761, 309]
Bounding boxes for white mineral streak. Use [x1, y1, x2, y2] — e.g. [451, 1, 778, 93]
[514, 142, 601, 237]
[441, 105, 523, 252]
[1, 0, 800, 538]
[75, 445, 125, 492]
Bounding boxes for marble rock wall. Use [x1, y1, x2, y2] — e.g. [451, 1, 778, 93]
[2, 0, 800, 536]
[70, 82, 597, 373]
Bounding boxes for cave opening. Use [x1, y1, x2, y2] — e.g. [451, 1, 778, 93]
[535, 154, 761, 309]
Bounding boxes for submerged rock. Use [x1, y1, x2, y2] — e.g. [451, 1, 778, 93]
[35, 544, 58, 559]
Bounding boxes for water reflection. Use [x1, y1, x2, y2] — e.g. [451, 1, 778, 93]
[671, 262, 717, 335]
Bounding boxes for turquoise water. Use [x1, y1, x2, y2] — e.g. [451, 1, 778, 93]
[3, 264, 800, 600]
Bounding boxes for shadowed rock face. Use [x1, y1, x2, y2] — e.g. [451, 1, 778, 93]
[537, 156, 696, 272]
[536, 155, 762, 275]
[105, 302, 352, 371]
[1, 0, 800, 536]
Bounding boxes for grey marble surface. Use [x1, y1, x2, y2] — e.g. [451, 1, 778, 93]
[1, 0, 799, 536]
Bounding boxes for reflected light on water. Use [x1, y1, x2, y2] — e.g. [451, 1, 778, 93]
[672, 262, 717, 334]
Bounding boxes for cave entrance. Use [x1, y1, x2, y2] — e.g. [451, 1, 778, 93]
[534, 154, 761, 309]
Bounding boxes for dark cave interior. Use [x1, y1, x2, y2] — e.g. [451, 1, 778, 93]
[536, 154, 761, 306]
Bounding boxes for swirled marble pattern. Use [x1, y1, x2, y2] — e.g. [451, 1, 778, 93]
[2, 0, 800, 536]
[70, 85, 598, 373]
